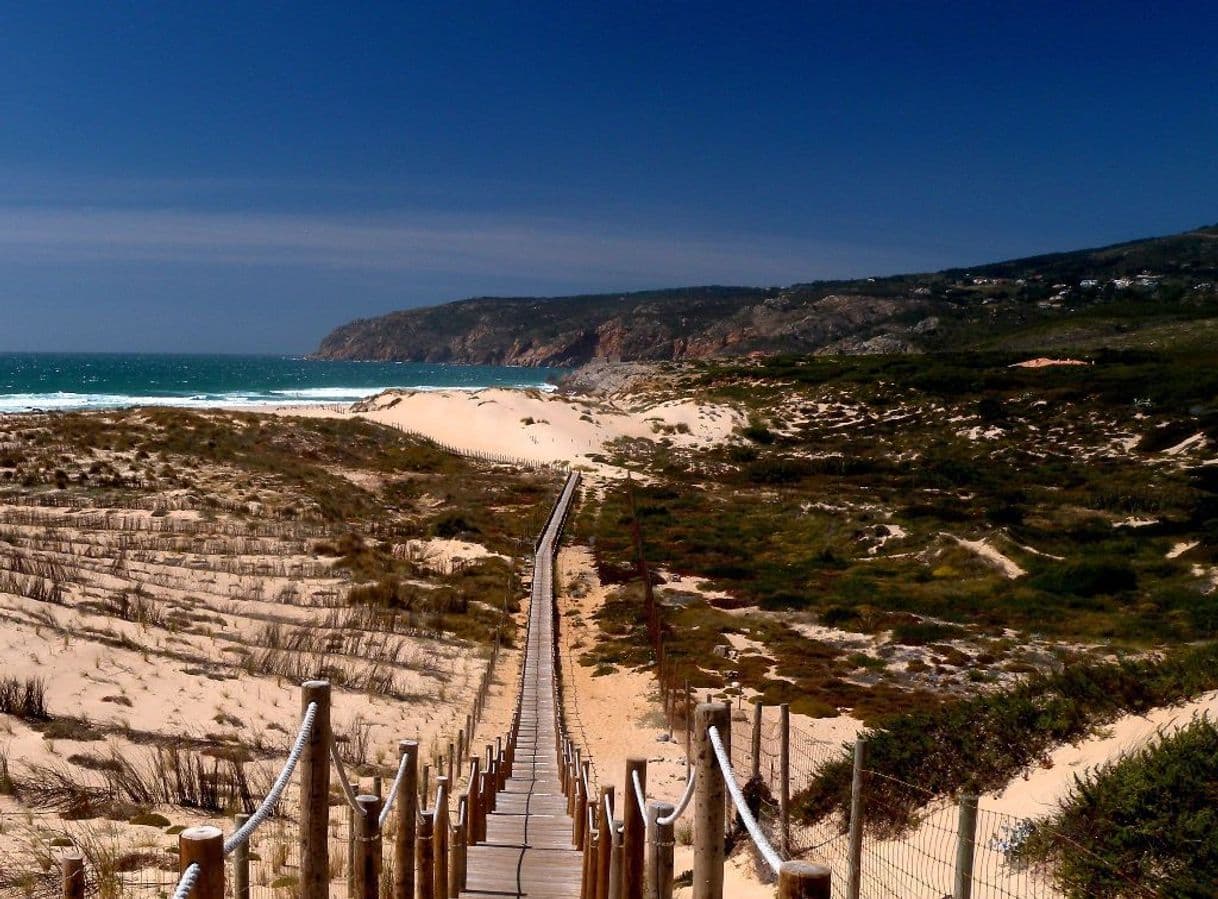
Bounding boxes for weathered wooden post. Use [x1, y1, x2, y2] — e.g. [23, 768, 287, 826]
[451, 795, 469, 898]
[596, 786, 614, 899]
[372, 775, 383, 798]
[646, 801, 675, 899]
[300, 680, 331, 899]
[394, 741, 418, 899]
[846, 737, 868, 899]
[684, 681, 692, 765]
[750, 701, 763, 780]
[434, 777, 449, 899]
[623, 758, 646, 899]
[574, 759, 590, 846]
[179, 826, 224, 899]
[232, 813, 250, 899]
[467, 758, 482, 845]
[447, 743, 455, 786]
[693, 703, 729, 899]
[347, 780, 359, 897]
[457, 729, 465, 769]
[608, 819, 624, 899]
[778, 861, 832, 899]
[422, 764, 430, 806]
[354, 795, 383, 899]
[779, 703, 791, 856]
[954, 795, 979, 899]
[61, 851, 84, 899]
[416, 810, 435, 899]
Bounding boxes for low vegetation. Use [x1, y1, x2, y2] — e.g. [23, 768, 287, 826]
[795, 643, 1218, 836]
[1018, 717, 1218, 897]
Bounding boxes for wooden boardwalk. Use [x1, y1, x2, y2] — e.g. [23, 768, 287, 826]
[460, 474, 582, 898]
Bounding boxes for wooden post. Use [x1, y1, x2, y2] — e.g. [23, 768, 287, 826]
[232, 813, 250, 899]
[623, 758, 646, 899]
[395, 741, 418, 899]
[347, 781, 359, 898]
[684, 682, 692, 766]
[422, 764, 430, 805]
[354, 795, 383, 899]
[846, 737, 867, 899]
[179, 825, 224, 899]
[451, 795, 468, 898]
[778, 861, 832, 899]
[581, 817, 597, 899]
[416, 811, 435, 899]
[61, 852, 84, 899]
[693, 703, 729, 899]
[608, 820, 624, 899]
[457, 729, 465, 769]
[574, 758, 588, 846]
[750, 701, 762, 780]
[372, 775, 383, 798]
[646, 801, 675, 899]
[954, 795, 979, 899]
[300, 681, 331, 899]
[779, 703, 791, 856]
[447, 743, 455, 786]
[596, 786, 614, 899]
[434, 777, 449, 899]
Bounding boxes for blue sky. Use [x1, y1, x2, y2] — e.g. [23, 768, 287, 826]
[1, 2, 1215, 352]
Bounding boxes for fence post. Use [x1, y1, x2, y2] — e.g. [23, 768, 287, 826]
[394, 741, 418, 899]
[609, 820, 624, 899]
[623, 758, 646, 899]
[693, 702, 729, 899]
[179, 826, 224, 899]
[596, 786, 614, 899]
[232, 813, 250, 899]
[299, 680, 331, 899]
[750, 701, 763, 780]
[778, 861, 832, 899]
[354, 795, 382, 899]
[434, 777, 449, 899]
[779, 703, 790, 856]
[574, 759, 588, 847]
[954, 795, 979, 899]
[467, 758, 482, 845]
[61, 851, 84, 899]
[417, 810, 435, 899]
[684, 682, 692, 766]
[451, 795, 468, 897]
[646, 801, 675, 899]
[846, 737, 867, 899]
[347, 781, 359, 898]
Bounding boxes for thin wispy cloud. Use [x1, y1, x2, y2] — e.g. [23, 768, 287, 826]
[0, 206, 937, 288]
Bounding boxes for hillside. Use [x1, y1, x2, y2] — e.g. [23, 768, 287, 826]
[315, 225, 1218, 366]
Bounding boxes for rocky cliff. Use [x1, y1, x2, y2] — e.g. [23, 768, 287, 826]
[314, 226, 1218, 365]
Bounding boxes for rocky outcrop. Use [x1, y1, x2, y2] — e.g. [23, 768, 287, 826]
[313, 225, 1218, 366]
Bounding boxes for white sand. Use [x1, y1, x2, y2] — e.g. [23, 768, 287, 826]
[282, 387, 743, 470]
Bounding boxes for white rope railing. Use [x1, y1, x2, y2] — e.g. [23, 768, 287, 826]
[708, 725, 782, 875]
[224, 701, 318, 855]
[603, 793, 623, 847]
[330, 738, 366, 815]
[657, 771, 696, 826]
[171, 862, 200, 899]
[379, 750, 412, 828]
[631, 769, 647, 818]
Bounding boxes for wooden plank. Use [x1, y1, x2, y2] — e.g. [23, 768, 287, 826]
[460, 473, 583, 898]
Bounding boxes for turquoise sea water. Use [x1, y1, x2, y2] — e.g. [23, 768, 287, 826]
[0, 354, 560, 414]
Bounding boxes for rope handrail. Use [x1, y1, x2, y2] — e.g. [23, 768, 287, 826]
[657, 771, 696, 826]
[708, 725, 782, 875]
[631, 769, 646, 819]
[330, 738, 366, 815]
[170, 862, 200, 899]
[224, 701, 318, 855]
[378, 750, 411, 828]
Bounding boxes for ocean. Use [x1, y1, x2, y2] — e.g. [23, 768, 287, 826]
[0, 353, 561, 414]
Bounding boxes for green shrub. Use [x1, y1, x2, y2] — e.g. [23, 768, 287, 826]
[1019, 718, 1218, 897]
